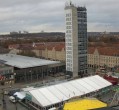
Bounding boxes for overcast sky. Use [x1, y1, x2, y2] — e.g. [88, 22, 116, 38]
[0, 0, 119, 34]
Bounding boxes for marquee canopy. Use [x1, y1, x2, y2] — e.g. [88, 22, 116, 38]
[27, 75, 112, 107]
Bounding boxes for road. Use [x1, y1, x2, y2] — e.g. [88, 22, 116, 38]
[0, 75, 66, 110]
[0, 94, 28, 110]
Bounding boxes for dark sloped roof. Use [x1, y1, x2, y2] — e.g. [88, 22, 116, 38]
[88, 47, 119, 56]
[92, 106, 118, 110]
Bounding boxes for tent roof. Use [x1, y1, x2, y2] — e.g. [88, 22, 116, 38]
[27, 75, 112, 107]
[14, 92, 25, 100]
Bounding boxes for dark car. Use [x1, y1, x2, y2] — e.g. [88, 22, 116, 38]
[8, 89, 20, 96]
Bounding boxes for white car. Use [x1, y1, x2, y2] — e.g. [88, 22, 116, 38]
[9, 96, 16, 103]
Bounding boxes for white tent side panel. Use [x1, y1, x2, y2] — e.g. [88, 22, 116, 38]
[82, 78, 101, 89]
[30, 90, 51, 107]
[88, 76, 106, 88]
[47, 86, 68, 101]
[28, 75, 112, 107]
[63, 83, 83, 96]
[54, 84, 74, 98]
[95, 75, 112, 86]
[69, 81, 90, 94]
[76, 80, 95, 92]
[38, 88, 60, 104]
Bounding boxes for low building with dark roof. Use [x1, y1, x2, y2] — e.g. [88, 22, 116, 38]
[93, 105, 119, 110]
[0, 54, 65, 83]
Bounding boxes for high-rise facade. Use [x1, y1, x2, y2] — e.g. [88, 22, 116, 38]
[65, 2, 87, 78]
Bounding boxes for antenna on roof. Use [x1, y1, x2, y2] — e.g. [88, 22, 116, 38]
[70, 0, 72, 5]
[65, 0, 74, 9]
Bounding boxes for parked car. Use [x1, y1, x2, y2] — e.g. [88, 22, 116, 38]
[8, 89, 20, 96]
[9, 96, 16, 103]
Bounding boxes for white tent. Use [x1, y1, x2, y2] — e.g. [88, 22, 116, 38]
[26, 75, 112, 107]
[14, 92, 25, 100]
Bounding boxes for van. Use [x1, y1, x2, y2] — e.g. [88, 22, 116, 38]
[9, 96, 16, 103]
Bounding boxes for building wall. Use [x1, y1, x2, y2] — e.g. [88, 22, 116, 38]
[65, 5, 79, 77]
[42, 49, 48, 59]
[8, 45, 119, 69]
[9, 49, 20, 54]
[72, 6, 79, 77]
[0, 66, 14, 74]
[88, 49, 119, 68]
[56, 49, 66, 61]
[9, 46, 66, 62]
[65, 8, 74, 76]
[77, 7, 87, 76]
[65, 3, 87, 78]
[47, 48, 56, 60]
[0, 65, 14, 85]
[32, 49, 42, 57]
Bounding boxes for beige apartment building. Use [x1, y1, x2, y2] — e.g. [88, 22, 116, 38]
[9, 43, 119, 69]
[88, 47, 119, 69]
[9, 43, 66, 62]
[32, 43, 66, 61]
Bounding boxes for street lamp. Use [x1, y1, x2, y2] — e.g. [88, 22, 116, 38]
[93, 64, 96, 75]
[2, 89, 6, 110]
[1, 86, 11, 110]
[14, 95, 17, 110]
[29, 70, 32, 82]
[14, 73, 16, 83]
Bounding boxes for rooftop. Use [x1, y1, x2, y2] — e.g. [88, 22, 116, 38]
[26, 75, 112, 107]
[88, 47, 119, 56]
[0, 54, 61, 69]
[65, 2, 86, 11]
[9, 42, 65, 51]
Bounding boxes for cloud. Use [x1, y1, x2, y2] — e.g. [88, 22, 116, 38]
[0, 0, 119, 34]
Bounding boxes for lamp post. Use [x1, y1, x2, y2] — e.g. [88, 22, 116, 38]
[14, 73, 16, 83]
[14, 95, 17, 110]
[1, 86, 11, 110]
[93, 64, 96, 75]
[93, 56, 97, 75]
[105, 58, 108, 72]
[113, 59, 118, 73]
[2, 88, 6, 110]
[29, 70, 32, 82]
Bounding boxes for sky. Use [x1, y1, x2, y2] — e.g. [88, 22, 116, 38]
[0, 0, 119, 34]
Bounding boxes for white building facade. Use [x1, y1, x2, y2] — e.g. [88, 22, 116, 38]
[65, 3, 88, 77]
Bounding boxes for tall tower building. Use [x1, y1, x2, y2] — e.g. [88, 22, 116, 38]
[65, 2, 87, 78]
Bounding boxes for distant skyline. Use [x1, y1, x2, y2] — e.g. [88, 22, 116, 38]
[0, 0, 119, 34]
